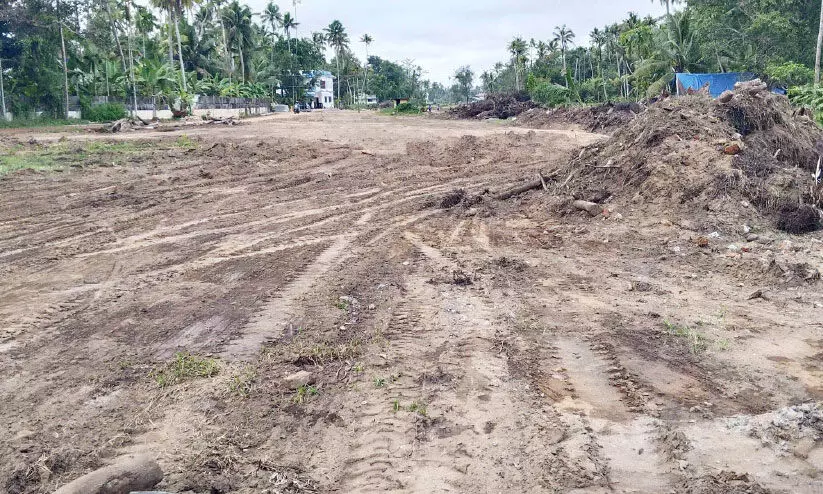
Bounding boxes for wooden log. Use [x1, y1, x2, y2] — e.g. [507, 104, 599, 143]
[496, 170, 559, 200]
[54, 454, 162, 494]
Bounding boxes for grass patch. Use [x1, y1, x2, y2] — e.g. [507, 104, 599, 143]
[292, 339, 362, 366]
[0, 140, 149, 176]
[151, 352, 220, 387]
[175, 134, 196, 150]
[406, 401, 428, 416]
[0, 117, 89, 129]
[662, 320, 709, 355]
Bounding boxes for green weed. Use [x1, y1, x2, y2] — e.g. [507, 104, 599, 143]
[292, 339, 362, 365]
[292, 385, 319, 404]
[0, 140, 146, 176]
[228, 367, 257, 398]
[662, 320, 709, 355]
[407, 401, 428, 416]
[391, 398, 401, 412]
[175, 134, 196, 149]
[373, 377, 386, 388]
[151, 352, 220, 388]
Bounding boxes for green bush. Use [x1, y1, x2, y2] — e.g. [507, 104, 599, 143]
[82, 102, 127, 122]
[766, 61, 814, 88]
[394, 102, 420, 114]
[788, 85, 823, 125]
[529, 81, 569, 107]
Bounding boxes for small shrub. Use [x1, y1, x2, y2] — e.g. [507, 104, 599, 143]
[83, 103, 127, 122]
[527, 73, 569, 107]
[228, 367, 257, 398]
[394, 102, 420, 115]
[151, 352, 219, 387]
[292, 385, 319, 403]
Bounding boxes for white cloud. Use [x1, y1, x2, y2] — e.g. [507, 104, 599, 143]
[245, 0, 668, 84]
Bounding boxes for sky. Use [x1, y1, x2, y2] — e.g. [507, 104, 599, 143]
[245, 0, 669, 85]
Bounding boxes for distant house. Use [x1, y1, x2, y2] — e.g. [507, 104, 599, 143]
[391, 97, 410, 107]
[302, 70, 335, 109]
[354, 93, 379, 106]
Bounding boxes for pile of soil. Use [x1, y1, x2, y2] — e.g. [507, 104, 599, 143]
[517, 102, 642, 134]
[556, 80, 823, 233]
[447, 92, 537, 120]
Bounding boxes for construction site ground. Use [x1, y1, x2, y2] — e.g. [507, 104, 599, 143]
[2, 111, 823, 493]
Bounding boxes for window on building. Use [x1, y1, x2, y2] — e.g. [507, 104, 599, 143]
[320, 80, 326, 89]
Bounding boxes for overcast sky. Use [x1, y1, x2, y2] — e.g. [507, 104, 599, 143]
[246, 0, 668, 85]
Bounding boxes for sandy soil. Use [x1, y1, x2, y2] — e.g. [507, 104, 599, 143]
[1, 111, 822, 494]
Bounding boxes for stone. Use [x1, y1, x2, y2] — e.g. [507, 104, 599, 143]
[283, 370, 313, 389]
[54, 454, 162, 494]
[723, 143, 742, 155]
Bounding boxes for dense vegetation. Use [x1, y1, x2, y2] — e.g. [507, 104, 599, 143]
[2, 0, 823, 120]
[0, 0, 451, 119]
[469, 0, 823, 106]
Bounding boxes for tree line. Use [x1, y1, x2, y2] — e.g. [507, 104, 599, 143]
[0, 0, 457, 119]
[453, 0, 823, 107]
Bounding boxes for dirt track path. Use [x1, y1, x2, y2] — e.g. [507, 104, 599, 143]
[2, 112, 823, 494]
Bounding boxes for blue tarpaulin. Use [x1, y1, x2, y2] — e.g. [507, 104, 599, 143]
[675, 73, 756, 98]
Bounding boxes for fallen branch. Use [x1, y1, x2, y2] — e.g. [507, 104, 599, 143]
[585, 164, 622, 169]
[496, 170, 559, 200]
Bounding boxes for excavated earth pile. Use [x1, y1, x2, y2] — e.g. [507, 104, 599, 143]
[554, 81, 823, 233]
[446, 93, 537, 120]
[517, 102, 643, 134]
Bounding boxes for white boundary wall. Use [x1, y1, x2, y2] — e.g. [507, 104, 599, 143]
[127, 106, 270, 121]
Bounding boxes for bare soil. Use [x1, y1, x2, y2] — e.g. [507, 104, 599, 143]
[2, 110, 823, 494]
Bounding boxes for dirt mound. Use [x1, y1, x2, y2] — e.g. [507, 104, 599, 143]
[556, 80, 823, 233]
[447, 93, 537, 120]
[517, 102, 642, 134]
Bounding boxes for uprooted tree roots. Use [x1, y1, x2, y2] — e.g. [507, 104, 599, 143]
[554, 80, 823, 234]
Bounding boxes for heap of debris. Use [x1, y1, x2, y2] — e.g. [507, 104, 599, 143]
[554, 79, 823, 233]
[105, 115, 239, 133]
[447, 93, 537, 120]
[517, 102, 643, 134]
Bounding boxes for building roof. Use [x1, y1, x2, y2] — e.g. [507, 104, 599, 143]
[302, 70, 334, 78]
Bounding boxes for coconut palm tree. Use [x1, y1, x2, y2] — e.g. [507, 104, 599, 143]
[311, 31, 326, 51]
[553, 25, 575, 81]
[508, 37, 527, 91]
[150, 0, 196, 92]
[261, 2, 282, 40]
[325, 20, 349, 102]
[360, 33, 373, 95]
[136, 59, 173, 119]
[282, 12, 298, 55]
[134, 6, 157, 57]
[653, 0, 681, 18]
[222, 0, 253, 83]
[634, 9, 703, 97]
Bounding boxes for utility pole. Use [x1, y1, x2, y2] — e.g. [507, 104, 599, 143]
[816, 0, 823, 85]
[57, 0, 70, 119]
[0, 55, 7, 121]
[126, 2, 138, 118]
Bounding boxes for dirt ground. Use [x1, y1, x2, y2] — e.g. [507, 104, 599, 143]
[2, 110, 823, 494]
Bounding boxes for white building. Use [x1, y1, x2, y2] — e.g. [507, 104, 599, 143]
[303, 70, 335, 109]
